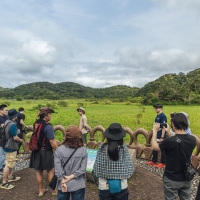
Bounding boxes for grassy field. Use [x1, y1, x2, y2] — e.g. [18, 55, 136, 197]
[1, 99, 200, 144]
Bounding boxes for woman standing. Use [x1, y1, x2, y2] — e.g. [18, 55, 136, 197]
[54, 126, 88, 200]
[92, 123, 134, 200]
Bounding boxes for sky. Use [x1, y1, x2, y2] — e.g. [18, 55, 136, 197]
[0, 0, 200, 89]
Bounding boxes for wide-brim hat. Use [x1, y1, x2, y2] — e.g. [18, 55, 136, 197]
[66, 125, 82, 139]
[37, 107, 55, 117]
[8, 109, 19, 119]
[77, 107, 85, 114]
[104, 123, 126, 140]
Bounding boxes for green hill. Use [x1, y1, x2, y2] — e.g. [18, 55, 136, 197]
[1, 68, 200, 104]
[0, 82, 139, 100]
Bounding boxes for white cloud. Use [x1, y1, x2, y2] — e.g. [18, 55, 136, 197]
[0, 0, 200, 89]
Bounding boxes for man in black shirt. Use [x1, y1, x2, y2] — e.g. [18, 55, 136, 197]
[16, 107, 27, 154]
[152, 113, 196, 200]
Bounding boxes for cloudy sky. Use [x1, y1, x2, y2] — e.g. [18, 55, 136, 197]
[0, 0, 200, 89]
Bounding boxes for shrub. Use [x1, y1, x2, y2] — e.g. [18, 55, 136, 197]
[57, 100, 68, 107]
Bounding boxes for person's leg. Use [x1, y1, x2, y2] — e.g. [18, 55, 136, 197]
[152, 150, 157, 163]
[114, 188, 129, 200]
[195, 182, 200, 200]
[3, 151, 17, 182]
[47, 168, 57, 195]
[36, 169, 45, 196]
[0, 147, 5, 170]
[163, 176, 179, 200]
[178, 181, 191, 200]
[99, 189, 114, 200]
[71, 188, 85, 200]
[57, 190, 70, 200]
[82, 134, 87, 145]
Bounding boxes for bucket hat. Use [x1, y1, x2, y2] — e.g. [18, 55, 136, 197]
[66, 125, 82, 139]
[104, 123, 126, 140]
[8, 109, 19, 119]
[77, 107, 85, 114]
[37, 107, 54, 117]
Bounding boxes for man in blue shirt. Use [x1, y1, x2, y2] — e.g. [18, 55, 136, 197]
[147, 104, 167, 168]
[1, 109, 23, 190]
[29, 107, 58, 197]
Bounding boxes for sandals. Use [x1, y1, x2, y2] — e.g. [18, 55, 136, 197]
[38, 189, 48, 197]
[52, 190, 58, 196]
[1, 182, 14, 189]
[7, 175, 21, 182]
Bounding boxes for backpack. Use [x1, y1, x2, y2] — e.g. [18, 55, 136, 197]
[0, 122, 13, 148]
[29, 121, 46, 151]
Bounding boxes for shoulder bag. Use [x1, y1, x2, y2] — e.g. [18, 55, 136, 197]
[176, 137, 196, 181]
[49, 148, 78, 190]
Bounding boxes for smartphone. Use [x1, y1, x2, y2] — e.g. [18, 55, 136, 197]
[160, 123, 167, 128]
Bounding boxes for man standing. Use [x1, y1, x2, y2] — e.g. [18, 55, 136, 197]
[77, 107, 88, 146]
[16, 107, 27, 153]
[29, 107, 58, 197]
[16, 107, 27, 140]
[1, 109, 23, 189]
[0, 104, 8, 173]
[147, 104, 167, 168]
[151, 113, 196, 200]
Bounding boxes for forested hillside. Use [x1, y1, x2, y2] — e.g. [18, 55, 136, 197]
[136, 68, 200, 104]
[1, 68, 200, 104]
[0, 82, 139, 100]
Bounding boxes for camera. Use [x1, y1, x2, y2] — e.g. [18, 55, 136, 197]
[160, 123, 167, 128]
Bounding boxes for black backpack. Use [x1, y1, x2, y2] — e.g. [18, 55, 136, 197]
[0, 122, 12, 148]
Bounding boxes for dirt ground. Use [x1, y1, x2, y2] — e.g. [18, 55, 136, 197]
[0, 166, 164, 200]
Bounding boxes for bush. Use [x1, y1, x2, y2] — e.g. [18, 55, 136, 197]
[57, 100, 68, 107]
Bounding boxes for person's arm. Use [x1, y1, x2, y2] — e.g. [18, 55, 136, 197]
[82, 116, 88, 130]
[54, 147, 65, 180]
[160, 115, 167, 141]
[67, 148, 88, 179]
[49, 139, 58, 150]
[152, 123, 161, 151]
[44, 125, 58, 150]
[20, 119, 27, 128]
[10, 124, 23, 143]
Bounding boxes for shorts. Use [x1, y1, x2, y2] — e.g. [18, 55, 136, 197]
[29, 149, 54, 171]
[5, 151, 17, 169]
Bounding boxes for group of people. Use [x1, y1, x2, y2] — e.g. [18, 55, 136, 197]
[0, 103, 199, 200]
[147, 103, 198, 200]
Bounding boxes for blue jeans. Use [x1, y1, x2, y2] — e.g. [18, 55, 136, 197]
[57, 188, 85, 200]
[0, 147, 5, 169]
[99, 188, 129, 200]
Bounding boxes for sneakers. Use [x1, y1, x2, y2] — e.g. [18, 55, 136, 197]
[155, 163, 165, 168]
[146, 161, 157, 166]
[7, 175, 21, 182]
[1, 182, 14, 189]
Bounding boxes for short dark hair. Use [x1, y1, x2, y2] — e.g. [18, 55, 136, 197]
[39, 113, 48, 119]
[172, 113, 188, 130]
[62, 138, 84, 149]
[18, 107, 24, 111]
[0, 104, 7, 110]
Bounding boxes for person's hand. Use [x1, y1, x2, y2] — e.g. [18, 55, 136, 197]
[63, 174, 74, 183]
[153, 123, 160, 132]
[61, 183, 68, 192]
[163, 123, 170, 133]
